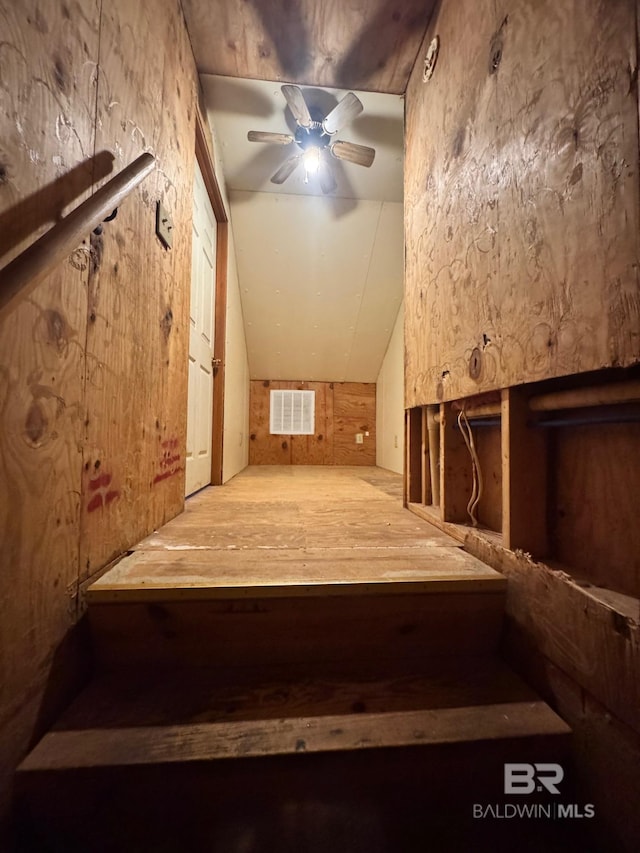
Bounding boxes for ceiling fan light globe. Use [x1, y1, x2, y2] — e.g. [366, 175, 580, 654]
[303, 146, 321, 175]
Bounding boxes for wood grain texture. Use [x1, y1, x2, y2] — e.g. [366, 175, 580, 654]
[33, 658, 544, 730]
[250, 380, 375, 465]
[89, 550, 500, 599]
[0, 0, 200, 824]
[181, 0, 437, 94]
[406, 408, 422, 502]
[87, 466, 504, 668]
[501, 387, 548, 555]
[440, 404, 473, 524]
[473, 425, 502, 534]
[20, 699, 567, 772]
[0, 154, 155, 319]
[333, 382, 376, 465]
[404, 0, 640, 407]
[0, 0, 100, 820]
[88, 591, 505, 670]
[504, 624, 640, 852]
[249, 380, 293, 464]
[460, 532, 640, 736]
[551, 422, 640, 598]
[80, 0, 197, 577]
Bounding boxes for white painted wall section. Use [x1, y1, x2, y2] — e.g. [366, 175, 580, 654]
[208, 119, 251, 483]
[376, 302, 404, 474]
[222, 227, 250, 482]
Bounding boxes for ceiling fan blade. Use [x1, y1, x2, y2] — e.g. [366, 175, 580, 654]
[322, 93, 363, 135]
[331, 140, 376, 168]
[281, 85, 313, 128]
[248, 130, 295, 145]
[271, 153, 303, 184]
[318, 156, 337, 195]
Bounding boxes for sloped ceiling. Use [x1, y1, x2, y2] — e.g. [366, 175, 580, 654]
[187, 0, 433, 383]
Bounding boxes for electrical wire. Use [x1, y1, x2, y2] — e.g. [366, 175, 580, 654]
[457, 409, 484, 527]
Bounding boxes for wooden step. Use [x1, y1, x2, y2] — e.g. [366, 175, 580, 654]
[19, 658, 569, 771]
[86, 548, 507, 670]
[16, 660, 573, 853]
[87, 588, 505, 670]
[20, 700, 568, 771]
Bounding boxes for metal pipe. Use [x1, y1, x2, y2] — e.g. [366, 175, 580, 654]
[533, 411, 640, 428]
[529, 380, 640, 412]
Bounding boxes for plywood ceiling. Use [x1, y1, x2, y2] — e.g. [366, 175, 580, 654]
[182, 0, 437, 94]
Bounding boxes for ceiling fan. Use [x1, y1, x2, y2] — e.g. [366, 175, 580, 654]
[247, 85, 376, 194]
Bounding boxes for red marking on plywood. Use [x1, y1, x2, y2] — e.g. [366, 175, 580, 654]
[89, 473, 112, 491]
[86, 468, 120, 512]
[87, 494, 103, 513]
[160, 453, 181, 469]
[152, 437, 182, 486]
[153, 466, 183, 485]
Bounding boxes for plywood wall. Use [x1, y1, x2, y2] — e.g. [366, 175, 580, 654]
[249, 380, 376, 466]
[551, 422, 640, 599]
[0, 0, 197, 824]
[404, 0, 640, 408]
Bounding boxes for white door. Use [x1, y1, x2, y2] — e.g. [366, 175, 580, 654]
[185, 160, 217, 496]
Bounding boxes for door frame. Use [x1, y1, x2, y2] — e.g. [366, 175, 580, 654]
[194, 108, 228, 486]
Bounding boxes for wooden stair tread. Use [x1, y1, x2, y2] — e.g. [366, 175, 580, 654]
[48, 658, 542, 729]
[88, 546, 506, 603]
[19, 701, 569, 772]
[19, 658, 570, 773]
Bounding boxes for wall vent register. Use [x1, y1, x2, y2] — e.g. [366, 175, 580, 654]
[270, 390, 315, 435]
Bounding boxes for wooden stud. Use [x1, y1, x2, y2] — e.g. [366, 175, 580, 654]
[420, 407, 431, 505]
[440, 404, 472, 523]
[427, 405, 440, 507]
[406, 407, 422, 503]
[501, 387, 548, 556]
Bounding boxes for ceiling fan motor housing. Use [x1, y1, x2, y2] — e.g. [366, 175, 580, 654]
[295, 121, 329, 152]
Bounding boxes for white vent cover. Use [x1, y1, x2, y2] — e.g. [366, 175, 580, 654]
[270, 389, 315, 435]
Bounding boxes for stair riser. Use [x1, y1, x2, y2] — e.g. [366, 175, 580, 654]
[88, 591, 505, 670]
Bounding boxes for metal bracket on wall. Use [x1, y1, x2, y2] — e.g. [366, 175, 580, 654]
[156, 201, 173, 249]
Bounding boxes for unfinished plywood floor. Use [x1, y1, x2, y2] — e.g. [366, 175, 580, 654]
[90, 466, 505, 599]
